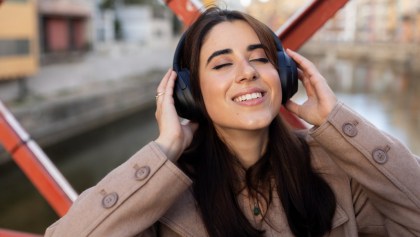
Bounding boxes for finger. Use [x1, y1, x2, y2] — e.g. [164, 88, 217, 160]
[159, 70, 177, 106]
[284, 99, 300, 116]
[288, 49, 325, 92]
[287, 49, 317, 77]
[157, 70, 175, 104]
[297, 68, 304, 81]
[164, 70, 177, 97]
[156, 70, 172, 118]
[296, 67, 316, 98]
[302, 75, 316, 98]
[157, 68, 172, 94]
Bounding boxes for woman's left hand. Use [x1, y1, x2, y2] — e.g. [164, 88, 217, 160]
[284, 49, 337, 126]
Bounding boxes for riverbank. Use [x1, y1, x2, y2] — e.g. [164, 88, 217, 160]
[300, 41, 420, 74]
[0, 41, 175, 164]
[10, 70, 162, 147]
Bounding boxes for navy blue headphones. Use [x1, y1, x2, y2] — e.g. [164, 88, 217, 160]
[173, 30, 298, 121]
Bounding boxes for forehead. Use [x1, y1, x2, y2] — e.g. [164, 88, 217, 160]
[200, 20, 261, 56]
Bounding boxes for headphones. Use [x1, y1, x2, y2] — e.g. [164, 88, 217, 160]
[172, 30, 298, 121]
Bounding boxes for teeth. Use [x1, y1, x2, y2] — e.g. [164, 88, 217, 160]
[234, 92, 263, 102]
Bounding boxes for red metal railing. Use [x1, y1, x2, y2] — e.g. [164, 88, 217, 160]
[0, 101, 77, 215]
[277, 0, 351, 51]
[0, 0, 349, 235]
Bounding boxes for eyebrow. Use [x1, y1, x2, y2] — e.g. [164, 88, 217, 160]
[206, 43, 266, 65]
[206, 49, 232, 65]
[247, 43, 266, 51]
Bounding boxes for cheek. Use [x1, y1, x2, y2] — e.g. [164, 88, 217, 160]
[265, 69, 282, 94]
[200, 75, 231, 119]
[201, 79, 225, 106]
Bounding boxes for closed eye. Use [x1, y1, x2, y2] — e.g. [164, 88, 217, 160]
[250, 58, 269, 63]
[213, 63, 232, 70]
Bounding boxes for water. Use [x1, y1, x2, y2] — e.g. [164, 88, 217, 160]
[0, 58, 419, 234]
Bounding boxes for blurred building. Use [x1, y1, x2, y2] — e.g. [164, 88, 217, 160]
[94, 2, 174, 47]
[245, 0, 307, 30]
[312, 0, 420, 43]
[38, 0, 93, 57]
[0, 0, 38, 79]
[198, 0, 307, 30]
[120, 5, 172, 45]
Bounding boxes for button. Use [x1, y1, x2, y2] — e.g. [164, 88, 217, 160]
[372, 148, 388, 164]
[102, 192, 118, 209]
[135, 166, 151, 181]
[342, 123, 358, 137]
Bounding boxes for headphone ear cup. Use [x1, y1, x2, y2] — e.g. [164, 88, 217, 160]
[277, 50, 298, 104]
[173, 68, 198, 120]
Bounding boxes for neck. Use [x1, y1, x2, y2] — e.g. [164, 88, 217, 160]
[216, 127, 269, 169]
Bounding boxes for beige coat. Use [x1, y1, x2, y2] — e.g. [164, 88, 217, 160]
[45, 102, 420, 237]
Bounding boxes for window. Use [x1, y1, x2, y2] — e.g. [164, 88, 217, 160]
[0, 39, 30, 57]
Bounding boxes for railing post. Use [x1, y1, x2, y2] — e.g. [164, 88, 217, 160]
[0, 100, 77, 217]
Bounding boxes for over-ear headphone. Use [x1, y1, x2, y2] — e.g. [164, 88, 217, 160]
[172, 30, 298, 121]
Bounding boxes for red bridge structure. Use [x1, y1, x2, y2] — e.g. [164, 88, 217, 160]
[0, 0, 349, 236]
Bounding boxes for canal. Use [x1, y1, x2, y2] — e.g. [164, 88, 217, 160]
[0, 57, 419, 234]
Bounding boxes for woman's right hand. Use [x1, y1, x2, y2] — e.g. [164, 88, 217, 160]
[154, 69, 198, 162]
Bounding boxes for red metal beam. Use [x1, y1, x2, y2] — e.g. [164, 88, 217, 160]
[278, 0, 350, 50]
[164, 0, 202, 26]
[276, 0, 349, 128]
[0, 101, 77, 217]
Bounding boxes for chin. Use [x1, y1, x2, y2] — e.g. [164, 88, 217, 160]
[240, 117, 273, 130]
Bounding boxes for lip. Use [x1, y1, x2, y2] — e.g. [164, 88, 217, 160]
[231, 87, 267, 106]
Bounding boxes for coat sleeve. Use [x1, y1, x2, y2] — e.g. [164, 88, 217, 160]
[44, 141, 192, 237]
[309, 102, 420, 236]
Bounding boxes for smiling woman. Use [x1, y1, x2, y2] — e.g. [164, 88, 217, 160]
[199, 21, 282, 134]
[45, 7, 420, 237]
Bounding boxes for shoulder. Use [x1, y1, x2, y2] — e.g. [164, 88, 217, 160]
[296, 129, 346, 175]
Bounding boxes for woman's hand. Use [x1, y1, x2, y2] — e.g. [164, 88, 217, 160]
[285, 49, 337, 126]
[154, 69, 198, 162]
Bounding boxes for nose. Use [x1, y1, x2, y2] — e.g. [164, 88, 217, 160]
[235, 60, 259, 83]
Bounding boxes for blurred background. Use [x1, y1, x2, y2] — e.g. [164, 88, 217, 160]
[0, 0, 419, 234]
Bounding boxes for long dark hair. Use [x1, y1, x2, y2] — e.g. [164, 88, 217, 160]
[177, 7, 336, 237]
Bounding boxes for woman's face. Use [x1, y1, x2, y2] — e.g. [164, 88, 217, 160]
[199, 20, 282, 134]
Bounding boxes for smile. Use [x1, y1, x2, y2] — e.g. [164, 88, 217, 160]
[233, 92, 264, 102]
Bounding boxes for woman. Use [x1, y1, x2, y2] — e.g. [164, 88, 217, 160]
[45, 7, 420, 237]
